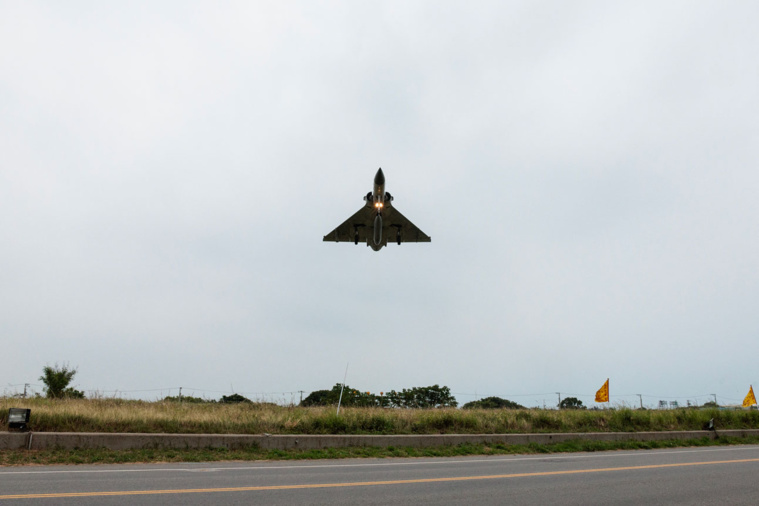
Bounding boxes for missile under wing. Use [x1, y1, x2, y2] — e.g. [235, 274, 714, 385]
[323, 168, 431, 252]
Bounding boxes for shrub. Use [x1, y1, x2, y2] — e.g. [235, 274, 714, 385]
[463, 397, 525, 409]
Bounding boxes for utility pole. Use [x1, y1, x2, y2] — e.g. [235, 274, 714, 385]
[637, 394, 643, 409]
[711, 394, 717, 405]
[179, 387, 182, 403]
[556, 392, 561, 409]
[298, 390, 304, 404]
[23, 384, 29, 399]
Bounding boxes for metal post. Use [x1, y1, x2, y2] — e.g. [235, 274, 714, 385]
[336, 363, 349, 416]
[556, 392, 561, 409]
[637, 394, 642, 409]
[179, 387, 182, 403]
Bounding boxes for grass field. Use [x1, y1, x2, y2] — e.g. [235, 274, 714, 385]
[3, 397, 759, 435]
[3, 435, 759, 466]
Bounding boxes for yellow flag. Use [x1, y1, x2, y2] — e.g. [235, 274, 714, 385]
[595, 378, 609, 403]
[743, 386, 756, 407]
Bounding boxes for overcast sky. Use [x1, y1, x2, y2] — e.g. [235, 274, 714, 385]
[2, 1, 758, 408]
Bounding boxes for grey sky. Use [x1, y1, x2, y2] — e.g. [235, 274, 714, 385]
[2, 1, 757, 408]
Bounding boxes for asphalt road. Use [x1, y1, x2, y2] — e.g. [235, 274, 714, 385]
[2, 446, 759, 505]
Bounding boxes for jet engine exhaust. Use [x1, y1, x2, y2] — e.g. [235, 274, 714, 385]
[373, 214, 383, 245]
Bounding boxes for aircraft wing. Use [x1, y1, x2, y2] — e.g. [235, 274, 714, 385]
[384, 205, 431, 243]
[323, 204, 375, 243]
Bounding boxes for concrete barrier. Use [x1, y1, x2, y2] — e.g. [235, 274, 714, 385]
[2, 430, 758, 451]
[0, 432, 29, 450]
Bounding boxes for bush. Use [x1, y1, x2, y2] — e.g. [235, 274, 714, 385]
[463, 397, 525, 409]
[559, 397, 585, 410]
[163, 395, 208, 403]
[220, 394, 252, 404]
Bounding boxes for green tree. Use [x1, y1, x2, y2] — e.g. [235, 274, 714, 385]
[39, 363, 84, 399]
[385, 385, 457, 408]
[220, 393, 252, 403]
[301, 389, 333, 406]
[301, 385, 382, 407]
[559, 397, 585, 409]
[163, 395, 209, 403]
[463, 397, 525, 409]
[326, 384, 377, 407]
[301, 384, 457, 408]
[301, 384, 351, 407]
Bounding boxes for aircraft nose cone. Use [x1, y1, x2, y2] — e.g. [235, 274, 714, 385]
[374, 168, 385, 185]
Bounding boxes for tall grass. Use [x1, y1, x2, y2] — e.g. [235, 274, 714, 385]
[2, 397, 758, 434]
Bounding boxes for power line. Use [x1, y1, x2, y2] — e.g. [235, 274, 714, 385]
[6, 383, 750, 406]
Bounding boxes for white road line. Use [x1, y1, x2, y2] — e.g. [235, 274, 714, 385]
[1, 445, 758, 476]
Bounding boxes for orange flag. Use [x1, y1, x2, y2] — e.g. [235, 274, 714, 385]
[595, 378, 609, 403]
[743, 386, 756, 407]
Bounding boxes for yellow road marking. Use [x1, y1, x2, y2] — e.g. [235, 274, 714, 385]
[2, 458, 758, 500]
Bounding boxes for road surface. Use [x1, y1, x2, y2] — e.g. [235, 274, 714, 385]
[2, 445, 759, 504]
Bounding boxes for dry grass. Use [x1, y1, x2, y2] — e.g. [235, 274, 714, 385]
[2, 397, 758, 434]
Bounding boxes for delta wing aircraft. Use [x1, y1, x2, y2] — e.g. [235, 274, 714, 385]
[323, 168, 431, 251]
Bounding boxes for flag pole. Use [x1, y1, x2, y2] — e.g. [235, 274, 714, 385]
[336, 363, 349, 416]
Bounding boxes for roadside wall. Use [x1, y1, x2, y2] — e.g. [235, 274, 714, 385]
[3, 430, 759, 451]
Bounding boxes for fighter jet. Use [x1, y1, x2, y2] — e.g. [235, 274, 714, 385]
[323, 168, 431, 251]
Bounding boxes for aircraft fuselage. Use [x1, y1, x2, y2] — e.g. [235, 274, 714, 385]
[365, 168, 392, 251]
[323, 167, 430, 252]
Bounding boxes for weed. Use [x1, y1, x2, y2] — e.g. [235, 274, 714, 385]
[2, 397, 758, 436]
